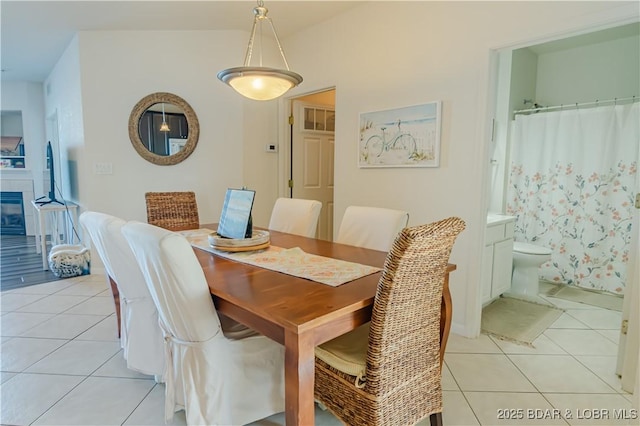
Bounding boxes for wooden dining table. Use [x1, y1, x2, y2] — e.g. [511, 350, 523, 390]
[193, 225, 456, 426]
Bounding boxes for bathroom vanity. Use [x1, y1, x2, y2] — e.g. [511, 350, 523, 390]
[482, 214, 516, 305]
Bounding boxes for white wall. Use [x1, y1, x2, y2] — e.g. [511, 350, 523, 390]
[242, 99, 281, 224]
[1, 112, 24, 135]
[278, 1, 639, 337]
[43, 30, 279, 227]
[536, 34, 640, 105]
[44, 36, 83, 204]
[510, 49, 539, 118]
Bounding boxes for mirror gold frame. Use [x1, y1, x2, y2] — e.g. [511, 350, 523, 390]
[128, 92, 199, 165]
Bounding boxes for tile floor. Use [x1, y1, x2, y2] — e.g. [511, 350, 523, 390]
[1, 274, 635, 425]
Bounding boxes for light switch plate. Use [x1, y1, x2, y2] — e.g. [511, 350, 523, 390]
[265, 144, 278, 153]
[94, 162, 113, 175]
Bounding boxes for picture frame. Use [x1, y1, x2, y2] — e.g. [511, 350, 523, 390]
[358, 101, 441, 168]
[168, 138, 187, 155]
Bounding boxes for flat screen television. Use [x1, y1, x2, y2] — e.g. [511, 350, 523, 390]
[35, 141, 62, 205]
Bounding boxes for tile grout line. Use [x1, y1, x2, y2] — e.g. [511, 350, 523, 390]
[452, 302, 622, 425]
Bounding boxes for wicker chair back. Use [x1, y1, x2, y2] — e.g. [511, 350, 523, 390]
[315, 216, 466, 425]
[145, 191, 199, 231]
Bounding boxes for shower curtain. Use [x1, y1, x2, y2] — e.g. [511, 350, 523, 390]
[506, 103, 639, 295]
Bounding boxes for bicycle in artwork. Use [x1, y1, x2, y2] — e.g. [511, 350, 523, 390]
[358, 102, 441, 168]
[363, 120, 417, 160]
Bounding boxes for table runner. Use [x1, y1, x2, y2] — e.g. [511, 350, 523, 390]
[180, 229, 381, 287]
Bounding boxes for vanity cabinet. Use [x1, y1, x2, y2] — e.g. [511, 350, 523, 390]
[482, 215, 516, 305]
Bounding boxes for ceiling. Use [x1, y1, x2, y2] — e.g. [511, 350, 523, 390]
[3, 2, 637, 83]
[1, 0, 363, 82]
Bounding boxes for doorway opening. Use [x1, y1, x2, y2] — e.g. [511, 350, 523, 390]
[287, 89, 336, 241]
[484, 21, 639, 394]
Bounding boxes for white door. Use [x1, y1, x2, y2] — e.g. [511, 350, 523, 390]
[291, 100, 335, 241]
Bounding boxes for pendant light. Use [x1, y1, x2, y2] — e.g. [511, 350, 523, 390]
[217, 0, 303, 101]
[159, 103, 170, 132]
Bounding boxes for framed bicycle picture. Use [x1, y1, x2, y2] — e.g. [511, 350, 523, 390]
[358, 101, 441, 168]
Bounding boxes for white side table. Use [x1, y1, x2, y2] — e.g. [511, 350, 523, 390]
[31, 200, 79, 270]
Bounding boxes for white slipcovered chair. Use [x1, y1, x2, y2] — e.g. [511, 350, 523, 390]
[79, 211, 165, 378]
[336, 206, 409, 252]
[268, 197, 322, 238]
[121, 221, 285, 425]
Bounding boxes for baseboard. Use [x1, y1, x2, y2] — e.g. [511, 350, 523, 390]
[451, 321, 475, 338]
[90, 266, 106, 276]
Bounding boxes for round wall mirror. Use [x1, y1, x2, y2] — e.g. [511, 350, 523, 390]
[128, 92, 199, 165]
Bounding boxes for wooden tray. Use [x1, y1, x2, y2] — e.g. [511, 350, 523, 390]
[208, 229, 270, 248]
[211, 241, 270, 252]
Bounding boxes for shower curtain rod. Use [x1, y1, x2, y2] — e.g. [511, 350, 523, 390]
[513, 95, 638, 115]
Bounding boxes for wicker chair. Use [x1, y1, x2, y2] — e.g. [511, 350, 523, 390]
[314, 217, 466, 426]
[145, 191, 199, 231]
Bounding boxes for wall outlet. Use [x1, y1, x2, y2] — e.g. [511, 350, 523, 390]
[265, 144, 278, 153]
[94, 162, 113, 175]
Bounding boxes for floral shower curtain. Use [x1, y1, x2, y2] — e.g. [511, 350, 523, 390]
[506, 102, 639, 295]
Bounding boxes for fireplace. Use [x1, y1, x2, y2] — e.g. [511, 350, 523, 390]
[1, 191, 26, 235]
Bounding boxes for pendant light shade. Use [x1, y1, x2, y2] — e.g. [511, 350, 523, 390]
[217, 1, 302, 101]
[160, 103, 170, 132]
[218, 67, 302, 101]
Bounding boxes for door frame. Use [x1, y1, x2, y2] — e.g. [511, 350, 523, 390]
[277, 87, 336, 226]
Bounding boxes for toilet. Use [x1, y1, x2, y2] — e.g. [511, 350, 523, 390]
[511, 241, 552, 299]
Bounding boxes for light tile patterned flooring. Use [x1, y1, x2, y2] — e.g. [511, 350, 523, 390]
[0, 275, 635, 425]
